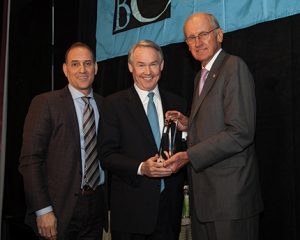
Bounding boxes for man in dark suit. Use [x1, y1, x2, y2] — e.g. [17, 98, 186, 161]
[19, 42, 108, 240]
[164, 13, 263, 240]
[101, 40, 187, 240]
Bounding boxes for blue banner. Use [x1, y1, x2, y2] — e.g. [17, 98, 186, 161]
[96, 0, 300, 61]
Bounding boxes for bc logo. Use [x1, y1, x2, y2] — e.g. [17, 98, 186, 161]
[113, 0, 171, 34]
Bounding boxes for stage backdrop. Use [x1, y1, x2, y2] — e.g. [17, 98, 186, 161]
[3, 0, 300, 239]
[96, 0, 300, 61]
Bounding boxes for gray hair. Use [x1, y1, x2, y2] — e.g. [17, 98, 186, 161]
[128, 40, 164, 64]
[184, 13, 220, 36]
[207, 13, 220, 29]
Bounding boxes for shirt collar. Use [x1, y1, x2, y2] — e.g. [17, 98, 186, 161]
[134, 84, 160, 104]
[203, 48, 222, 71]
[68, 84, 94, 100]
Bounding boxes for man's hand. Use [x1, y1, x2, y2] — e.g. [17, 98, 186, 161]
[165, 111, 189, 131]
[141, 155, 173, 177]
[163, 151, 190, 173]
[36, 211, 57, 240]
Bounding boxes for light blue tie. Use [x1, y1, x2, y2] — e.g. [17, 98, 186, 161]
[147, 92, 165, 192]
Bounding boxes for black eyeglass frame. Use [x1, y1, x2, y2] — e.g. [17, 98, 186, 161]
[185, 27, 220, 44]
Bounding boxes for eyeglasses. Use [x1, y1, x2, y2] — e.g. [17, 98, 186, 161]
[185, 27, 219, 44]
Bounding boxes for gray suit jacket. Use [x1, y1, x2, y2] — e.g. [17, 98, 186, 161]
[187, 50, 263, 221]
[19, 86, 108, 238]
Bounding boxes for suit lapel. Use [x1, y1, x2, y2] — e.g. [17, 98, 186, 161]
[94, 94, 103, 114]
[126, 87, 158, 150]
[189, 51, 227, 124]
[60, 87, 81, 157]
[159, 88, 171, 115]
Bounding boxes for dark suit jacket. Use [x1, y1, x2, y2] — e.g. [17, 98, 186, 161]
[19, 86, 108, 239]
[100, 86, 186, 234]
[187, 50, 263, 222]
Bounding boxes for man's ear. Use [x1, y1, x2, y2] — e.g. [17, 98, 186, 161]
[62, 63, 68, 78]
[160, 60, 164, 71]
[128, 63, 133, 73]
[94, 62, 98, 75]
[217, 28, 224, 44]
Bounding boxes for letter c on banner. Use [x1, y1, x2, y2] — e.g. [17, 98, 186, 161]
[131, 0, 171, 23]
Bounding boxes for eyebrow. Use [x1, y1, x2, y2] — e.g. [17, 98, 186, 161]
[69, 60, 93, 63]
[136, 60, 160, 64]
[188, 30, 208, 36]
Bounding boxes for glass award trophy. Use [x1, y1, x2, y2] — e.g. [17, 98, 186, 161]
[158, 119, 178, 161]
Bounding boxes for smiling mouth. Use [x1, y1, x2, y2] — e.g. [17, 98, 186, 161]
[78, 75, 89, 80]
[143, 76, 153, 81]
[195, 47, 206, 52]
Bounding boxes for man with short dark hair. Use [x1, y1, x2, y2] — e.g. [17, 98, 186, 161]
[19, 42, 108, 240]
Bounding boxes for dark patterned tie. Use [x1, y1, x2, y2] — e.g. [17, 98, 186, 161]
[82, 97, 100, 190]
[147, 92, 165, 192]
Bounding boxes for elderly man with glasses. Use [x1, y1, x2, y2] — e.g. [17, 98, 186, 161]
[164, 12, 264, 240]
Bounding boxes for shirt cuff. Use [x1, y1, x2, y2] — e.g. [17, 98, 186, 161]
[36, 206, 53, 216]
[137, 162, 144, 175]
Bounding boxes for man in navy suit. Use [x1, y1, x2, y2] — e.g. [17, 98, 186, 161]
[19, 42, 108, 240]
[101, 40, 187, 240]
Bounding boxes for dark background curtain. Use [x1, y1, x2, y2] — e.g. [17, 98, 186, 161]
[2, 0, 300, 239]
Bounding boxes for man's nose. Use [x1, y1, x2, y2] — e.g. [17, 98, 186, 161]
[144, 65, 151, 74]
[79, 64, 86, 72]
[194, 36, 203, 47]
